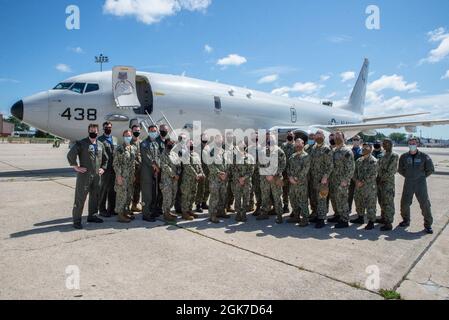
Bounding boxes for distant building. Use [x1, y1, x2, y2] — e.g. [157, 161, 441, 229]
[0, 114, 14, 137]
[420, 137, 449, 148]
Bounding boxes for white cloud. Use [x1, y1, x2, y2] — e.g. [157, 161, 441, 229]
[249, 66, 298, 76]
[420, 27, 449, 64]
[103, 0, 212, 25]
[204, 44, 213, 53]
[271, 81, 323, 96]
[328, 35, 352, 43]
[442, 70, 449, 80]
[340, 71, 355, 82]
[55, 64, 72, 73]
[257, 74, 278, 84]
[0, 78, 19, 83]
[69, 46, 84, 54]
[217, 54, 247, 67]
[320, 74, 331, 82]
[368, 74, 418, 93]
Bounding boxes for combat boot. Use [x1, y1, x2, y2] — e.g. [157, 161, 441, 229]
[315, 219, 326, 229]
[217, 211, 231, 219]
[299, 218, 309, 228]
[350, 216, 365, 224]
[189, 211, 199, 219]
[425, 227, 434, 234]
[164, 211, 177, 223]
[99, 211, 112, 218]
[118, 212, 131, 223]
[182, 212, 194, 221]
[309, 216, 319, 223]
[399, 220, 410, 227]
[275, 215, 283, 224]
[364, 221, 375, 230]
[201, 202, 209, 210]
[268, 208, 277, 216]
[334, 221, 349, 229]
[327, 215, 340, 223]
[131, 203, 142, 212]
[380, 223, 393, 231]
[73, 222, 83, 229]
[283, 204, 290, 213]
[195, 203, 203, 213]
[252, 206, 261, 216]
[143, 214, 156, 222]
[235, 213, 242, 222]
[87, 215, 104, 223]
[287, 214, 300, 224]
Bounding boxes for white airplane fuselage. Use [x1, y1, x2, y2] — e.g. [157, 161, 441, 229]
[14, 71, 362, 142]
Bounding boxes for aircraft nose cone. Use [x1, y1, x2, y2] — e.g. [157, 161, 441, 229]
[11, 100, 23, 121]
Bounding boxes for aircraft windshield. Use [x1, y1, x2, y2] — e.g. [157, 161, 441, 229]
[53, 82, 74, 90]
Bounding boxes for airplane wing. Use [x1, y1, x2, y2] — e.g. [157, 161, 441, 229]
[311, 118, 449, 137]
[362, 112, 429, 122]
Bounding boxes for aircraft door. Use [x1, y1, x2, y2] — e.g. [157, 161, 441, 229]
[112, 66, 141, 109]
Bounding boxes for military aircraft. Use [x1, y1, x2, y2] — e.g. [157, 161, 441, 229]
[10, 59, 449, 142]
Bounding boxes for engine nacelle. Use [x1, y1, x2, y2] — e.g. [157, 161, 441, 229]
[405, 126, 417, 133]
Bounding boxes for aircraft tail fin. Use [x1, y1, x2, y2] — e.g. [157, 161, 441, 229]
[341, 58, 369, 115]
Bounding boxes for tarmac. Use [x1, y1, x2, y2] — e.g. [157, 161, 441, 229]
[0, 143, 448, 300]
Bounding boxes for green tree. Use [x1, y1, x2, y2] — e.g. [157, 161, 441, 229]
[360, 132, 387, 143]
[389, 132, 407, 144]
[6, 115, 30, 131]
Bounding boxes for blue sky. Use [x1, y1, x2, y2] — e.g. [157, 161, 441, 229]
[1, 0, 449, 138]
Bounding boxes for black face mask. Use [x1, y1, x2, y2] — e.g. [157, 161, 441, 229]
[89, 132, 98, 139]
[201, 140, 208, 144]
[160, 131, 168, 138]
[374, 144, 381, 149]
[104, 128, 112, 135]
[167, 145, 174, 151]
[287, 136, 294, 142]
[329, 139, 336, 146]
[190, 146, 194, 152]
[133, 131, 140, 138]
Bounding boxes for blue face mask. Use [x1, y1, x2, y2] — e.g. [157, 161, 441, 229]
[409, 145, 418, 152]
[124, 137, 132, 145]
[149, 132, 159, 140]
[308, 139, 315, 145]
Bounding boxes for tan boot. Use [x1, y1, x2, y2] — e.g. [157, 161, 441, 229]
[131, 203, 142, 212]
[188, 211, 199, 219]
[182, 212, 194, 221]
[164, 212, 177, 223]
[118, 212, 131, 223]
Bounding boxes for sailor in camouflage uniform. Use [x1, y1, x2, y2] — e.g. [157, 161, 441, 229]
[308, 130, 333, 229]
[130, 125, 142, 214]
[208, 135, 230, 223]
[257, 134, 287, 224]
[195, 133, 211, 213]
[376, 139, 399, 231]
[160, 140, 181, 223]
[113, 130, 137, 223]
[233, 141, 255, 222]
[351, 143, 378, 230]
[181, 140, 205, 221]
[328, 131, 355, 229]
[281, 132, 296, 214]
[286, 138, 311, 227]
[248, 132, 262, 215]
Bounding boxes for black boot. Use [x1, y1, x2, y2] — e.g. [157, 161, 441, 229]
[309, 216, 319, 223]
[380, 223, 393, 231]
[195, 203, 203, 213]
[201, 202, 209, 210]
[365, 221, 375, 230]
[87, 215, 104, 223]
[327, 215, 340, 223]
[350, 216, 365, 225]
[73, 222, 83, 229]
[335, 220, 349, 229]
[425, 227, 434, 234]
[375, 217, 386, 224]
[275, 216, 283, 224]
[399, 220, 410, 227]
[315, 219, 325, 229]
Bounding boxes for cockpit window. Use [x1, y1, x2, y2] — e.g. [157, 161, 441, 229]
[70, 83, 86, 94]
[53, 82, 74, 90]
[85, 83, 100, 93]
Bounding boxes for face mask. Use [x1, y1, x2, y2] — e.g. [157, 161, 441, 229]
[374, 144, 381, 150]
[190, 146, 194, 152]
[308, 139, 315, 145]
[329, 139, 336, 146]
[89, 132, 98, 139]
[287, 136, 294, 142]
[409, 145, 418, 152]
[202, 140, 208, 144]
[149, 132, 159, 140]
[133, 131, 140, 138]
[160, 131, 168, 138]
[124, 137, 132, 145]
[104, 128, 112, 135]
